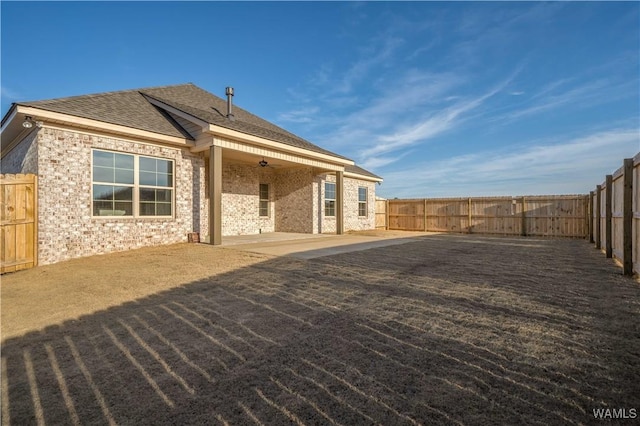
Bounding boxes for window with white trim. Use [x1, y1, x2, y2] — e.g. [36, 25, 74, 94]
[358, 187, 367, 217]
[259, 183, 269, 217]
[324, 182, 336, 217]
[92, 150, 174, 217]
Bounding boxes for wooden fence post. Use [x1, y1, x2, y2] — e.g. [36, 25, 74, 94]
[424, 199, 428, 232]
[605, 175, 613, 258]
[385, 199, 389, 231]
[583, 195, 588, 240]
[623, 159, 634, 275]
[521, 196, 527, 237]
[589, 191, 594, 243]
[596, 185, 602, 249]
[468, 198, 472, 234]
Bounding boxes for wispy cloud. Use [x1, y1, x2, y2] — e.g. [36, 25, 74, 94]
[495, 79, 616, 122]
[379, 128, 640, 198]
[335, 36, 405, 95]
[368, 77, 507, 156]
[274, 1, 637, 201]
[357, 66, 522, 168]
[313, 69, 465, 154]
[277, 107, 319, 123]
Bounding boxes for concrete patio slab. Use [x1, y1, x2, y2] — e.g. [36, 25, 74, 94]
[223, 231, 432, 259]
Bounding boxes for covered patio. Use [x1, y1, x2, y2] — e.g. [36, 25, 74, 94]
[201, 144, 349, 244]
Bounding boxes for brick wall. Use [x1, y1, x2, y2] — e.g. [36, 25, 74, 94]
[218, 165, 317, 235]
[4, 126, 378, 265]
[35, 127, 206, 264]
[344, 177, 377, 231]
[315, 173, 376, 233]
[216, 166, 376, 237]
[221, 163, 276, 235]
[1, 129, 39, 174]
[274, 168, 314, 233]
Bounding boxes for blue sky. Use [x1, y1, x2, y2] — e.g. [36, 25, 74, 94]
[1, 1, 638, 198]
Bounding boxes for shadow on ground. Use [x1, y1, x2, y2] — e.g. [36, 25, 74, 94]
[2, 235, 639, 425]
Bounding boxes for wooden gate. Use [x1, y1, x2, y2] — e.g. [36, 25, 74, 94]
[375, 199, 387, 229]
[1, 174, 38, 274]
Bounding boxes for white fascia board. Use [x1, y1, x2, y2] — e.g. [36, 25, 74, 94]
[0, 108, 17, 133]
[344, 171, 383, 183]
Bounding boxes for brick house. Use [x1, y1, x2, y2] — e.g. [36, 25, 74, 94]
[0, 84, 382, 265]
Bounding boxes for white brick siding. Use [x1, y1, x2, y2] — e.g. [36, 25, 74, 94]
[1, 130, 38, 174]
[274, 168, 314, 233]
[34, 127, 206, 264]
[315, 174, 376, 233]
[221, 163, 276, 235]
[2, 126, 378, 265]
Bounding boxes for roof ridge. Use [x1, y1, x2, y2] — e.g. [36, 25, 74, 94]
[141, 91, 225, 119]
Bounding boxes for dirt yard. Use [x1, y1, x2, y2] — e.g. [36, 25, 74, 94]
[1, 232, 639, 425]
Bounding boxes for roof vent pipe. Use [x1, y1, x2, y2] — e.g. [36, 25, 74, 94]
[225, 87, 235, 121]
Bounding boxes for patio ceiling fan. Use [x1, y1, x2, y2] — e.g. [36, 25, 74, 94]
[256, 157, 280, 169]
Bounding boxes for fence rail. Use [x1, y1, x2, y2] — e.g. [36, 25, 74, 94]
[381, 195, 589, 238]
[1, 174, 38, 274]
[590, 153, 639, 275]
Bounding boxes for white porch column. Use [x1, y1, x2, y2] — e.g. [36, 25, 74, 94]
[336, 170, 344, 235]
[209, 145, 222, 245]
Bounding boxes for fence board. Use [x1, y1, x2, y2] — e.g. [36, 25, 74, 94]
[590, 154, 639, 275]
[634, 154, 640, 274]
[1, 174, 38, 274]
[599, 185, 606, 251]
[385, 195, 588, 238]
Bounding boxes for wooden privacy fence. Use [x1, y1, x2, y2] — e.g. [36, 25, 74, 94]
[1, 174, 38, 274]
[590, 153, 639, 276]
[381, 195, 589, 238]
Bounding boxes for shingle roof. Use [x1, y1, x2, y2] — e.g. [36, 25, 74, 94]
[17, 87, 195, 140]
[18, 83, 349, 160]
[13, 83, 381, 179]
[345, 164, 382, 180]
[139, 85, 346, 159]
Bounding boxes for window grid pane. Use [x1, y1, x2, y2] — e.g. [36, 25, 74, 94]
[259, 201, 269, 217]
[93, 151, 134, 186]
[259, 184, 269, 217]
[92, 150, 174, 217]
[92, 184, 133, 216]
[325, 200, 335, 217]
[358, 187, 367, 217]
[359, 202, 367, 217]
[358, 187, 367, 202]
[259, 184, 269, 200]
[324, 182, 336, 217]
[138, 155, 173, 216]
[325, 183, 336, 200]
[139, 189, 173, 216]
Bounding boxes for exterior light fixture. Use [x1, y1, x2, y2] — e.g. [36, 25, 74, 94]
[22, 116, 34, 128]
